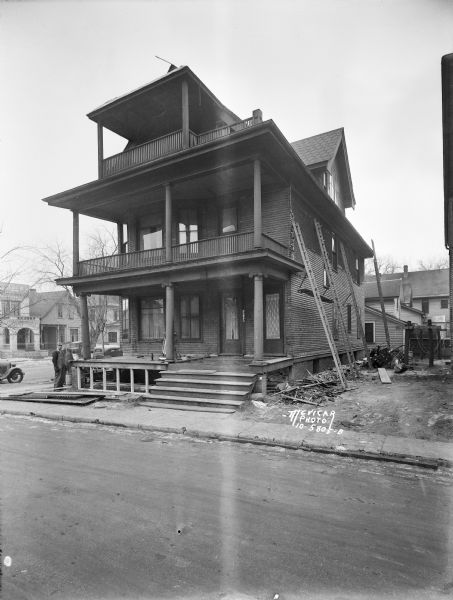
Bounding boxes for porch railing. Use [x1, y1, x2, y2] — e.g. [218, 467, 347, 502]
[78, 231, 289, 277]
[102, 116, 256, 177]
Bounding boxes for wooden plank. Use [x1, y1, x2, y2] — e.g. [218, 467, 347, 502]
[378, 368, 392, 384]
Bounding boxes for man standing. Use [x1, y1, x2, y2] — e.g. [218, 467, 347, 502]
[53, 343, 67, 389]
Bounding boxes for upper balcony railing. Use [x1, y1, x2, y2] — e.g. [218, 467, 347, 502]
[77, 231, 289, 277]
[102, 116, 256, 178]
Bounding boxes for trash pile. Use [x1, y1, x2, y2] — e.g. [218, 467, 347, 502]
[269, 367, 353, 407]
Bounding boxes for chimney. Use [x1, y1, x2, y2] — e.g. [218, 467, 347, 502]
[403, 265, 408, 279]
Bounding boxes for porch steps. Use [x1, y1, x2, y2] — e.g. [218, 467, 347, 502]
[143, 370, 256, 410]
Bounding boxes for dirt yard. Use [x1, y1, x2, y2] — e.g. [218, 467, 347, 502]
[244, 361, 453, 442]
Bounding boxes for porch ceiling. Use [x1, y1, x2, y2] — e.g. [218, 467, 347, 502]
[62, 252, 300, 297]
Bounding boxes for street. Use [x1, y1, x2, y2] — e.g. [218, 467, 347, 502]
[0, 416, 452, 600]
[0, 358, 54, 392]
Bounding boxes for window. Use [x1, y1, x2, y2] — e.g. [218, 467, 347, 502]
[140, 298, 165, 339]
[421, 298, 430, 314]
[122, 298, 129, 340]
[323, 170, 336, 202]
[108, 331, 118, 343]
[355, 258, 360, 285]
[178, 209, 198, 245]
[70, 328, 79, 342]
[113, 310, 119, 322]
[1, 300, 20, 317]
[68, 307, 74, 320]
[347, 304, 352, 334]
[441, 298, 449, 309]
[3, 328, 10, 345]
[139, 225, 162, 250]
[265, 293, 280, 339]
[221, 206, 238, 234]
[180, 295, 200, 339]
[57, 304, 63, 318]
[365, 322, 375, 344]
[323, 268, 330, 289]
[332, 235, 338, 271]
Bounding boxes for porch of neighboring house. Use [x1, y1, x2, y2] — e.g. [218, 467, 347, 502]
[40, 325, 67, 351]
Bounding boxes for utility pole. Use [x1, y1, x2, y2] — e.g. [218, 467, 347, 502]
[372, 240, 391, 349]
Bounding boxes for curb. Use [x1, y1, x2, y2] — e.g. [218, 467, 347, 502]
[0, 409, 446, 470]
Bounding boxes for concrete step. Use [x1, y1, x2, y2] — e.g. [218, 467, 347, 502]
[149, 385, 248, 400]
[163, 371, 256, 383]
[156, 377, 253, 391]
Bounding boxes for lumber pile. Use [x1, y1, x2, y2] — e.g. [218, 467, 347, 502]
[271, 369, 348, 406]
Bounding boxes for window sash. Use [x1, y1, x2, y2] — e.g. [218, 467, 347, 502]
[140, 298, 165, 340]
[180, 295, 200, 339]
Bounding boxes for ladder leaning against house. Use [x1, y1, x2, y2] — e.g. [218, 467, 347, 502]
[291, 214, 348, 389]
[313, 219, 359, 378]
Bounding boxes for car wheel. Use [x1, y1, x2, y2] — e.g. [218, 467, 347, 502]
[7, 369, 24, 384]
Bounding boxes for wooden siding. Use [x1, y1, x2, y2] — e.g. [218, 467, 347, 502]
[364, 309, 404, 348]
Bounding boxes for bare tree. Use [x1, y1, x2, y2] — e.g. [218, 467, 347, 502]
[35, 227, 119, 349]
[365, 255, 401, 277]
[416, 255, 449, 270]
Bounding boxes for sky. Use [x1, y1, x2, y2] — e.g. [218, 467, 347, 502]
[1, 0, 453, 285]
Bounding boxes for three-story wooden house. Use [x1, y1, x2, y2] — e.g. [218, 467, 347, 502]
[43, 66, 372, 384]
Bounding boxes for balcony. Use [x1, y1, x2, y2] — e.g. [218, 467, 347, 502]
[102, 117, 255, 177]
[78, 232, 289, 277]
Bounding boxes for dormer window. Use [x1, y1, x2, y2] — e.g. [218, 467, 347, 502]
[322, 170, 336, 203]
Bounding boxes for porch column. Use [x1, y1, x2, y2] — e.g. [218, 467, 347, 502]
[253, 274, 264, 361]
[10, 332, 17, 353]
[165, 184, 172, 262]
[165, 283, 175, 361]
[97, 123, 104, 178]
[72, 210, 79, 276]
[117, 223, 124, 254]
[80, 294, 91, 360]
[182, 79, 190, 149]
[253, 159, 262, 248]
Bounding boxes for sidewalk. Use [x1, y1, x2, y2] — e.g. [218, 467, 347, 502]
[1, 389, 452, 469]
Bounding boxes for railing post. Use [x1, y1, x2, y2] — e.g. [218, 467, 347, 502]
[116, 369, 121, 392]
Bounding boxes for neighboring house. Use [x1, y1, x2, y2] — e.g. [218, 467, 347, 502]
[29, 289, 82, 351]
[89, 295, 121, 347]
[366, 267, 450, 339]
[0, 282, 40, 355]
[42, 66, 372, 377]
[364, 305, 418, 349]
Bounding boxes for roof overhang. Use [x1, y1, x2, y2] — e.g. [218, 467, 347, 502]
[87, 66, 240, 144]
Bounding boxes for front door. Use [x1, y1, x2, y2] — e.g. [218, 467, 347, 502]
[220, 293, 243, 354]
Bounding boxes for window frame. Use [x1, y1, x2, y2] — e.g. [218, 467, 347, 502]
[139, 297, 165, 341]
[179, 294, 201, 341]
[364, 321, 375, 344]
[441, 298, 449, 309]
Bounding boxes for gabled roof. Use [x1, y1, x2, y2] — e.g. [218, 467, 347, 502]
[365, 304, 407, 326]
[377, 268, 449, 297]
[29, 290, 74, 320]
[291, 128, 355, 209]
[365, 279, 402, 299]
[291, 128, 344, 167]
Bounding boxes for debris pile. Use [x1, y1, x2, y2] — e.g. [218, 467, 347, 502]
[270, 368, 353, 406]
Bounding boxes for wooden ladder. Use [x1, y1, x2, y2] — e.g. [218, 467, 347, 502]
[314, 219, 359, 378]
[339, 240, 370, 364]
[291, 216, 348, 390]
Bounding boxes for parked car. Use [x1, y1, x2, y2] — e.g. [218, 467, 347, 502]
[92, 345, 123, 359]
[0, 360, 24, 384]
